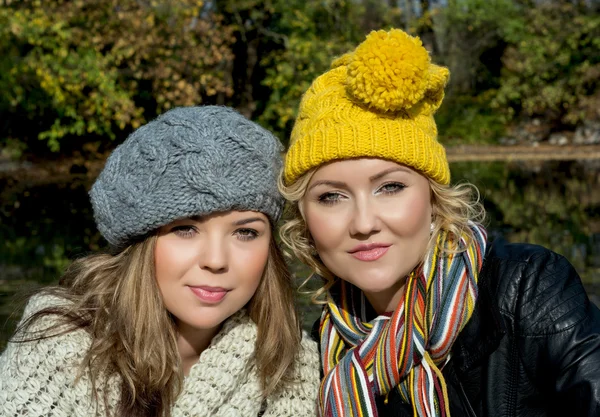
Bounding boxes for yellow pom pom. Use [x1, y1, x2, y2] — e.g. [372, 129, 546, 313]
[347, 29, 430, 112]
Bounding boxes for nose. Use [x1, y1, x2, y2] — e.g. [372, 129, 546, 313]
[199, 237, 228, 273]
[349, 195, 381, 237]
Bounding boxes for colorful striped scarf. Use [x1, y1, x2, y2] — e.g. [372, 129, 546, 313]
[318, 222, 487, 417]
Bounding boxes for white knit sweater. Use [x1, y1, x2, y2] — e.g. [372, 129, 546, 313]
[0, 295, 320, 416]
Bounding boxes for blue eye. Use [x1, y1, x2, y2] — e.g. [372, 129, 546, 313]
[378, 182, 406, 195]
[235, 228, 259, 241]
[172, 225, 196, 238]
[318, 192, 342, 206]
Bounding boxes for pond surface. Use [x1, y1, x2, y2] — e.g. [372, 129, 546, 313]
[1, 160, 599, 349]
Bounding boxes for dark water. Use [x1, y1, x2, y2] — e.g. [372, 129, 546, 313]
[1, 160, 599, 350]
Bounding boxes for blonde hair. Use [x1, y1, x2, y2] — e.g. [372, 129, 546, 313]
[16, 232, 300, 416]
[278, 167, 486, 303]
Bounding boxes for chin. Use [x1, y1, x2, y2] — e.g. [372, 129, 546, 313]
[346, 271, 405, 293]
[180, 309, 232, 330]
[348, 274, 402, 293]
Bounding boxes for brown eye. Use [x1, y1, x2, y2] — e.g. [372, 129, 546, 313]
[235, 228, 259, 241]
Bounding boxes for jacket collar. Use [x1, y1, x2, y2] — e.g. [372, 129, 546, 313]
[448, 237, 507, 376]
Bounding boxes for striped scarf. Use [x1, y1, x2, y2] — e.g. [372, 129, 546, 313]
[318, 222, 487, 417]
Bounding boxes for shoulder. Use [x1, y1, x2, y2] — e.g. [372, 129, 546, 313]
[3, 292, 91, 364]
[277, 330, 319, 389]
[0, 294, 95, 416]
[261, 331, 320, 417]
[483, 238, 561, 265]
[298, 329, 320, 371]
[21, 292, 71, 319]
[11, 292, 82, 338]
[482, 239, 590, 335]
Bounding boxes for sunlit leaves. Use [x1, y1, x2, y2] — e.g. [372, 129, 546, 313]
[492, 3, 600, 126]
[252, 0, 372, 142]
[0, 0, 234, 151]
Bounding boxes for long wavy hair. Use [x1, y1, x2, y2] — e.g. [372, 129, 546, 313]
[15, 232, 300, 417]
[278, 167, 486, 303]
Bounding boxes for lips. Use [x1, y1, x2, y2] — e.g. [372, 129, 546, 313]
[188, 286, 229, 303]
[348, 243, 391, 262]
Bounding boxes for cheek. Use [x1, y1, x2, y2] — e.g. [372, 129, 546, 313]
[233, 243, 270, 285]
[304, 205, 347, 253]
[384, 190, 432, 245]
[154, 237, 197, 286]
[154, 237, 175, 286]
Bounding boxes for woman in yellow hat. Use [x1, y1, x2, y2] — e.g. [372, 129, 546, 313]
[279, 28, 600, 417]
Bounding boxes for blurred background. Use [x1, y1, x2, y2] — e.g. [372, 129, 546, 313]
[0, 0, 599, 348]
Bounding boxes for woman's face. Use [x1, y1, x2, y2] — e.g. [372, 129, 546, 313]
[302, 158, 432, 313]
[155, 211, 270, 332]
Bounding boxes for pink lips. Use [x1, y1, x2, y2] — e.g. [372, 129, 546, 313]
[188, 286, 229, 303]
[348, 243, 391, 261]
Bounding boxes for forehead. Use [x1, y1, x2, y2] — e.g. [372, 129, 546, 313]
[310, 158, 419, 180]
[183, 210, 269, 224]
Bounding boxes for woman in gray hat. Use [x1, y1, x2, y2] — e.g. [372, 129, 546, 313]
[0, 106, 320, 417]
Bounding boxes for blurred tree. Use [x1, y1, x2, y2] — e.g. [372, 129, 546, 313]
[434, 0, 520, 94]
[1, 0, 598, 155]
[255, 0, 364, 142]
[492, 2, 600, 127]
[251, 0, 404, 143]
[0, 0, 234, 154]
[213, 0, 282, 118]
[416, 0, 437, 54]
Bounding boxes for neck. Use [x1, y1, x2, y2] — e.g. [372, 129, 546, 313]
[176, 320, 222, 376]
[363, 277, 407, 315]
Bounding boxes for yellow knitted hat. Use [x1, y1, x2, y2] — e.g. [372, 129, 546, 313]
[284, 29, 451, 185]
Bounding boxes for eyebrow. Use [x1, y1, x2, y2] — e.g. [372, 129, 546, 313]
[233, 217, 267, 226]
[187, 216, 266, 226]
[369, 167, 411, 182]
[307, 180, 347, 192]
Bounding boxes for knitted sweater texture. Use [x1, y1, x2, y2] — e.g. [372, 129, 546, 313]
[0, 295, 320, 417]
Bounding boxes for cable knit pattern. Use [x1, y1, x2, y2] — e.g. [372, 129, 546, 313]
[0, 295, 320, 417]
[284, 29, 451, 186]
[89, 106, 285, 248]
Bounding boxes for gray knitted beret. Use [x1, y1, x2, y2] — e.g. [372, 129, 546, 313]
[90, 106, 284, 248]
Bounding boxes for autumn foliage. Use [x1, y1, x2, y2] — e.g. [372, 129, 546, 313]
[0, 0, 234, 152]
[0, 0, 599, 156]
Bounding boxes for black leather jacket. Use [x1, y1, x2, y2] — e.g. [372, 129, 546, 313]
[315, 239, 600, 417]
